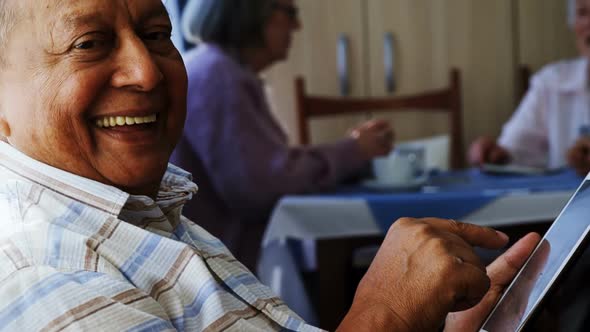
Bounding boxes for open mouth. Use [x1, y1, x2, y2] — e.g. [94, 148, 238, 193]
[95, 114, 158, 129]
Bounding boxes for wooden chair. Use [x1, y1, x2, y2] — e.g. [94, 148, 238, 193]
[295, 69, 465, 169]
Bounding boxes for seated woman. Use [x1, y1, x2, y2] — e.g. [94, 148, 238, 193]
[469, 0, 590, 175]
[171, 0, 394, 269]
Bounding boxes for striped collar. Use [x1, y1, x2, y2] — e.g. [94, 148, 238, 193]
[0, 142, 198, 219]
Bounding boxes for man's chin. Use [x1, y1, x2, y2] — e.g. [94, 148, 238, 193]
[100, 156, 170, 196]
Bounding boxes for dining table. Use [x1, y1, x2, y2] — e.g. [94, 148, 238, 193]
[256, 168, 584, 328]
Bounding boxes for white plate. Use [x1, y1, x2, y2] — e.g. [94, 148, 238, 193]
[361, 177, 427, 191]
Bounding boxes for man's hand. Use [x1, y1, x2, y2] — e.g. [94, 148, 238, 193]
[445, 232, 542, 331]
[468, 137, 511, 166]
[567, 137, 590, 176]
[350, 119, 394, 160]
[337, 218, 511, 332]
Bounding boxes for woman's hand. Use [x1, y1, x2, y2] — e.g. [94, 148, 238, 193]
[350, 120, 394, 160]
[337, 218, 513, 332]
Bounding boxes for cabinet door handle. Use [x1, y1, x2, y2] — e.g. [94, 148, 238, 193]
[337, 34, 350, 96]
[384, 32, 396, 93]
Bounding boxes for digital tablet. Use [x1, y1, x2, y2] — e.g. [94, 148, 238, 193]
[479, 173, 590, 332]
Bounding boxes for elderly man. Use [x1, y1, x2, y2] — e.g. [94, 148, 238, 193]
[0, 0, 539, 331]
[469, 0, 590, 175]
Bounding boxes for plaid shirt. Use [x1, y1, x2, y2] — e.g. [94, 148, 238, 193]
[0, 142, 322, 332]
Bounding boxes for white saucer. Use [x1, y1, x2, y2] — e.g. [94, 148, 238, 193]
[361, 177, 427, 191]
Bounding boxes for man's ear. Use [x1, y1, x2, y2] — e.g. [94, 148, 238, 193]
[0, 115, 11, 139]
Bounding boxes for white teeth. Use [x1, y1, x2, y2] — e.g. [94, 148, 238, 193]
[95, 114, 158, 128]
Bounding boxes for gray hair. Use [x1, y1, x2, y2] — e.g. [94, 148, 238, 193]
[0, 0, 19, 66]
[181, 0, 273, 49]
[568, 0, 577, 27]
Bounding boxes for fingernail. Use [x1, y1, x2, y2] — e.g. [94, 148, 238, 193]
[496, 230, 509, 242]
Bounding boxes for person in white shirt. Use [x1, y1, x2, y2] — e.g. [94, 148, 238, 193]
[469, 0, 590, 175]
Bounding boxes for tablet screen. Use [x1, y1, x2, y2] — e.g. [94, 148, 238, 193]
[481, 179, 590, 331]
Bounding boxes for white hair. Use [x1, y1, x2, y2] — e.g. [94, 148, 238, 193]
[181, 0, 204, 44]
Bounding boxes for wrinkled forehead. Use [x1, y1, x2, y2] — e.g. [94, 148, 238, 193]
[24, 0, 169, 29]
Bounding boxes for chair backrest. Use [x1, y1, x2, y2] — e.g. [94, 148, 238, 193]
[295, 68, 465, 169]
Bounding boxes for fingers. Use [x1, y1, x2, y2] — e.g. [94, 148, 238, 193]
[445, 232, 487, 273]
[469, 233, 541, 317]
[354, 119, 390, 132]
[488, 146, 510, 165]
[449, 262, 491, 312]
[365, 119, 391, 130]
[468, 137, 495, 166]
[486, 232, 541, 286]
[468, 138, 510, 166]
[443, 233, 542, 331]
[416, 220, 505, 312]
[568, 139, 590, 176]
[392, 218, 502, 313]
[420, 218, 509, 249]
[425, 234, 490, 312]
[420, 232, 491, 313]
[378, 129, 394, 142]
[576, 137, 590, 149]
[352, 119, 395, 158]
[369, 121, 394, 143]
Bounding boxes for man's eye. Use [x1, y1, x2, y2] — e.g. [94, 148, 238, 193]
[144, 31, 171, 41]
[73, 37, 112, 51]
[74, 40, 100, 50]
[143, 29, 175, 54]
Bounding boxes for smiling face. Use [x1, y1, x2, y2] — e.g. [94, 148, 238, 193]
[0, 0, 187, 196]
[574, 0, 590, 57]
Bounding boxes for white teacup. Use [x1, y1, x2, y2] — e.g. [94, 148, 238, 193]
[372, 146, 425, 185]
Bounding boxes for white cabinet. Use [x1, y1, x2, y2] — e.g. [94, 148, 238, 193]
[517, 0, 578, 72]
[265, 0, 575, 155]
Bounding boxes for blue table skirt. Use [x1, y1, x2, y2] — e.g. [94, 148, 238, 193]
[328, 169, 583, 232]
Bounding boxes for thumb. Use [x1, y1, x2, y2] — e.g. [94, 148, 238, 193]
[486, 232, 541, 286]
[444, 233, 541, 331]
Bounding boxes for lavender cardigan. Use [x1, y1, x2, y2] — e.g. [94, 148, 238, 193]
[171, 44, 367, 269]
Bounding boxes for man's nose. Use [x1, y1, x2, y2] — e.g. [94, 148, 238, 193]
[111, 36, 164, 91]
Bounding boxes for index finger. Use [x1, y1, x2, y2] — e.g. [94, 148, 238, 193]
[420, 218, 509, 249]
[486, 232, 542, 285]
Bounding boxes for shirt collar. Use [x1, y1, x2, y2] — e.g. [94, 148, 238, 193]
[552, 57, 588, 93]
[0, 141, 198, 218]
